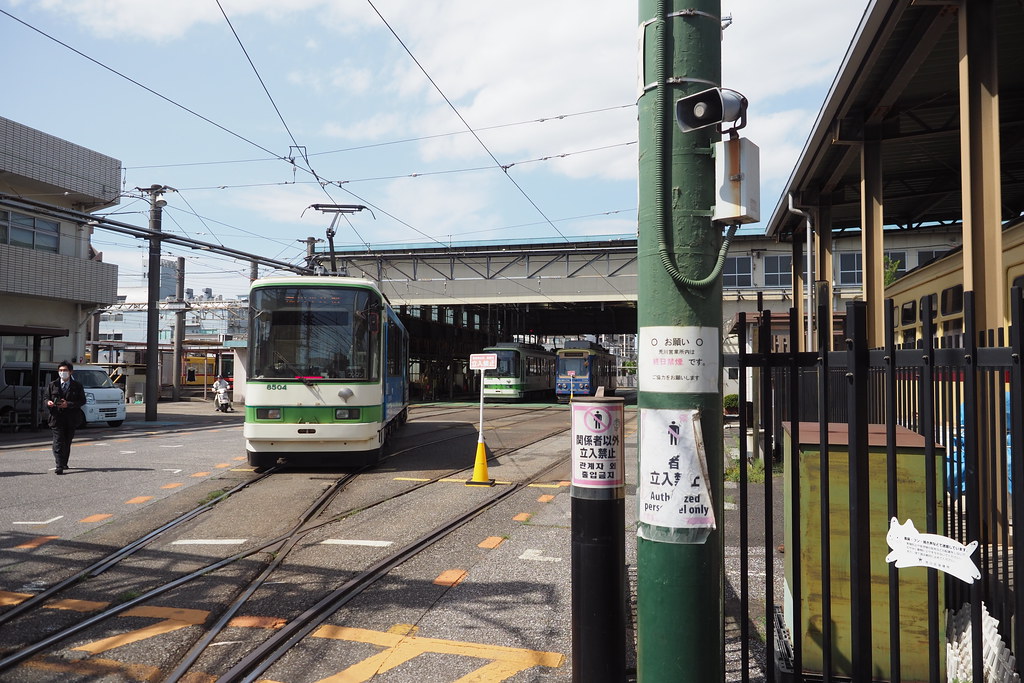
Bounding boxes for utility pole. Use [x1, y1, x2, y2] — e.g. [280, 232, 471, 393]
[636, 1, 731, 680]
[141, 184, 169, 421]
[172, 257, 185, 402]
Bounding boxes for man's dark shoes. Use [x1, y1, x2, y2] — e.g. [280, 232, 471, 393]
[54, 467, 64, 475]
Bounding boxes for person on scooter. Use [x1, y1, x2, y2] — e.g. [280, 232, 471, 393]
[212, 376, 232, 412]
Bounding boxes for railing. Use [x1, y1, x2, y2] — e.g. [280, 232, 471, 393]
[725, 289, 1022, 682]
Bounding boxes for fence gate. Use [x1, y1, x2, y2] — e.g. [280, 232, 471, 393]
[725, 291, 1023, 683]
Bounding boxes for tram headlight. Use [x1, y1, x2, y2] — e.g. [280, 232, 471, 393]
[257, 408, 282, 419]
[335, 408, 360, 420]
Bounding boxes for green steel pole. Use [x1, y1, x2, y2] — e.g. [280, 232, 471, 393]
[636, 0, 724, 681]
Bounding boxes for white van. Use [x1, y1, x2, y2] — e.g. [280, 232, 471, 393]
[73, 364, 127, 427]
[0, 362, 125, 428]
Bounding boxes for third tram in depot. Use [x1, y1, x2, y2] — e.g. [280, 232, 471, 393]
[555, 340, 617, 401]
[481, 342, 556, 401]
[244, 275, 408, 468]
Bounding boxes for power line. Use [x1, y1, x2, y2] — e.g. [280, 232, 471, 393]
[121, 103, 636, 171]
[0, 8, 283, 161]
[366, 0, 570, 243]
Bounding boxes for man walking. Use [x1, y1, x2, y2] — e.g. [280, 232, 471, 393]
[46, 360, 86, 475]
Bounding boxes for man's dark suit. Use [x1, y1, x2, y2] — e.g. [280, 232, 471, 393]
[47, 377, 86, 471]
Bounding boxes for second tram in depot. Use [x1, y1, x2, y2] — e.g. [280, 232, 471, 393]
[244, 275, 409, 468]
[482, 342, 556, 401]
[555, 340, 617, 402]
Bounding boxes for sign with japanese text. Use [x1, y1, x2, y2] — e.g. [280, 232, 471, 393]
[638, 408, 715, 542]
[469, 353, 498, 371]
[638, 326, 719, 394]
[571, 401, 624, 488]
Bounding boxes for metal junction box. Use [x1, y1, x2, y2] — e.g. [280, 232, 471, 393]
[713, 137, 760, 224]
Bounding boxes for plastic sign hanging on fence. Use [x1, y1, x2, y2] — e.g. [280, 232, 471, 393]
[885, 517, 981, 584]
[638, 408, 716, 544]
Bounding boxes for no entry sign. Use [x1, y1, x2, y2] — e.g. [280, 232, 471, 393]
[470, 353, 498, 370]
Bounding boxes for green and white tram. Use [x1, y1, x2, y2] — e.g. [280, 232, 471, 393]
[244, 275, 408, 468]
[482, 342, 556, 401]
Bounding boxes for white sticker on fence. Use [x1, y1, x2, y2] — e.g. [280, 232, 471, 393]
[885, 517, 980, 584]
[638, 326, 719, 394]
[638, 408, 716, 533]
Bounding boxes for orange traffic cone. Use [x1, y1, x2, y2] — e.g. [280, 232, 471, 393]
[466, 439, 495, 486]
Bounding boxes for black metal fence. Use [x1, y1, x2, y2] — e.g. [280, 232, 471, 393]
[727, 290, 1022, 682]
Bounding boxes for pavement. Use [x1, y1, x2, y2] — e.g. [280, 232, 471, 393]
[0, 398, 244, 451]
[0, 399, 778, 681]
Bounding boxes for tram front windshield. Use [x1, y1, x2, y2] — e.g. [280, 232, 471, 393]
[492, 350, 520, 378]
[558, 354, 588, 377]
[250, 286, 380, 381]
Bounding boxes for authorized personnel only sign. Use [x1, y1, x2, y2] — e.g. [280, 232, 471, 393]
[571, 399, 624, 489]
[638, 408, 716, 543]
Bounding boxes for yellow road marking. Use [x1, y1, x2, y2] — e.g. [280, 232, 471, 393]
[537, 494, 554, 503]
[161, 483, 183, 489]
[478, 536, 505, 549]
[125, 497, 153, 504]
[190, 471, 210, 477]
[49, 598, 108, 612]
[214, 463, 232, 468]
[227, 615, 286, 629]
[0, 590, 32, 606]
[512, 513, 531, 522]
[233, 456, 246, 461]
[433, 569, 468, 586]
[79, 514, 113, 523]
[5, 591, 565, 682]
[73, 606, 208, 654]
[312, 624, 564, 682]
[14, 535, 58, 549]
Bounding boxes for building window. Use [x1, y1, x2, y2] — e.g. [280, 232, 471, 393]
[917, 249, 945, 267]
[724, 256, 752, 288]
[885, 250, 907, 279]
[1, 210, 60, 253]
[838, 252, 862, 286]
[763, 254, 792, 287]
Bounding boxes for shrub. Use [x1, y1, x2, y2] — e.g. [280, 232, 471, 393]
[723, 393, 740, 412]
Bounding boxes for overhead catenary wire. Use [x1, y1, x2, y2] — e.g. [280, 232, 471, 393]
[366, 0, 571, 243]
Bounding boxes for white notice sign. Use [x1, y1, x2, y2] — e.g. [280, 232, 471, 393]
[638, 326, 719, 394]
[571, 402, 623, 488]
[885, 517, 981, 584]
[638, 408, 716, 538]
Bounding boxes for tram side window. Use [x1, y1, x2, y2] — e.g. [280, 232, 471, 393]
[919, 294, 938, 322]
[900, 301, 917, 326]
[940, 284, 964, 316]
[386, 318, 402, 376]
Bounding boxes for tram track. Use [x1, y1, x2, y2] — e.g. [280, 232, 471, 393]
[0, 419, 572, 680]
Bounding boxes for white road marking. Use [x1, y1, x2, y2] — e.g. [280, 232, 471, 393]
[170, 539, 247, 545]
[519, 548, 562, 563]
[320, 539, 393, 547]
[160, 444, 184, 448]
[120, 451, 136, 454]
[162, 469, 183, 474]
[12, 516, 63, 525]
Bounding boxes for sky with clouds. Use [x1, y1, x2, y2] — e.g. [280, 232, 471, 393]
[1, 0, 869, 297]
